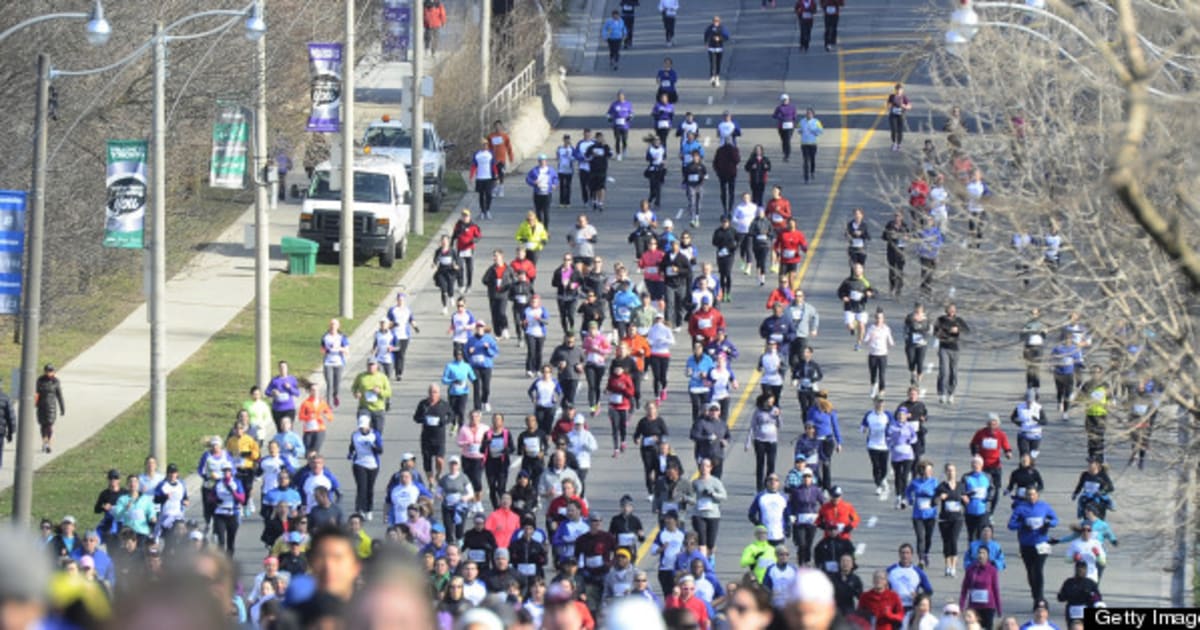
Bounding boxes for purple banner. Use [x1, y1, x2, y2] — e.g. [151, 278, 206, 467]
[382, 1, 412, 61]
[307, 42, 343, 133]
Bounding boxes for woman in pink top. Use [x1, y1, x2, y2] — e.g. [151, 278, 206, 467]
[456, 410, 489, 502]
[959, 545, 1002, 629]
[582, 321, 613, 415]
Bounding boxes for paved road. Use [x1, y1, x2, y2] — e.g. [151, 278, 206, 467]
[204, 0, 1169, 617]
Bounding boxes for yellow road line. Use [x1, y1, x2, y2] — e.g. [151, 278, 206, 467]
[842, 93, 888, 103]
[634, 49, 882, 568]
[841, 107, 883, 115]
[843, 81, 894, 91]
[838, 46, 902, 55]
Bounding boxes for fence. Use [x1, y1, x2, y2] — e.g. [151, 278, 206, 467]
[478, 2, 555, 135]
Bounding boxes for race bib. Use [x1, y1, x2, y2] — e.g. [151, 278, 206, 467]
[662, 502, 679, 515]
[917, 498, 932, 510]
[756, 234, 769, 241]
[783, 249, 797, 258]
[891, 107, 904, 115]
[796, 513, 817, 524]
[799, 378, 813, 389]
[697, 497, 713, 510]
[467, 549, 487, 563]
[523, 437, 541, 454]
[276, 392, 290, 402]
[824, 561, 837, 572]
[825, 5, 837, 13]
[1028, 333, 1044, 346]
[944, 500, 962, 512]
[781, 121, 795, 130]
[1069, 605, 1086, 619]
[687, 174, 701, 183]
[614, 118, 627, 127]
[642, 436, 658, 447]
[490, 437, 506, 455]
[970, 589, 989, 604]
[698, 318, 712, 329]
[458, 248, 473, 258]
[657, 119, 670, 129]
[609, 393, 625, 404]
[515, 295, 529, 304]
[518, 563, 537, 576]
[425, 415, 441, 427]
[613, 583, 630, 597]
[801, 11, 813, 18]
[445, 492, 462, 506]
[851, 238, 864, 249]
[911, 333, 924, 345]
[585, 555, 605, 568]
[618, 533, 637, 547]
[848, 290, 864, 301]
[690, 386, 709, 394]
[660, 80, 672, 89]
[1025, 516, 1044, 530]
[981, 438, 998, 450]
[1083, 481, 1100, 494]
[471, 354, 487, 366]
[365, 391, 379, 403]
[467, 443, 481, 456]
[491, 137, 503, 145]
[718, 247, 730, 257]
[972, 487, 987, 500]
[438, 255, 453, 265]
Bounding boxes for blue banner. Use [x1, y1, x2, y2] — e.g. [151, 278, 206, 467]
[0, 191, 25, 315]
[307, 43, 344, 133]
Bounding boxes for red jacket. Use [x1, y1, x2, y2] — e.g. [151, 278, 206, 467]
[484, 507, 520, 549]
[908, 179, 929, 208]
[817, 499, 860, 541]
[606, 373, 636, 411]
[511, 257, 537, 282]
[857, 589, 904, 630]
[452, 220, 482, 253]
[766, 198, 792, 230]
[665, 594, 711, 630]
[795, 0, 818, 19]
[969, 427, 1012, 469]
[424, 3, 447, 29]
[547, 494, 589, 523]
[774, 229, 809, 264]
[688, 307, 727, 344]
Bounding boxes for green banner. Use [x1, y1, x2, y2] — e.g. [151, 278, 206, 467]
[104, 139, 147, 249]
[210, 102, 249, 189]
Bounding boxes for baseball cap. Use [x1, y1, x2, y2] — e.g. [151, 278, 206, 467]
[943, 603, 961, 615]
[987, 412, 1000, 422]
[43, 364, 55, 372]
[1034, 599, 1049, 610]
[366, 357, 379, 365]
[475, 321, 487, 328]
[106, 469, 121, 480]
[61, 515, 76, 525]
[662, 219, 673, 228]
[448, 455, 461, 464]
[402, 452, 416, 462]
[754, 524, 768, 534]
[701, 296, 712, 304]
[801, 468, 814, 477]
[79, 555, 96, 570]
[780, 93, 789, 101]
[209, 436, 222, 447]
[474, 513, 486, 523]
[188, 530, 204, 542]
[588, 513, 603, 523]
[574, 416, 586, 424]
[357, 415, 372, 429]
[707, 401, 721, 410]
[166, 463, 179, 474]
[431, 522, 446, 533]
[538, 153, 548, 160]
[788, 568, 834, 605]
[287, 532, 303, 544]
[830, 486, 844, 497]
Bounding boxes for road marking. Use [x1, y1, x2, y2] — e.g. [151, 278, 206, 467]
[841, 107, 884, 116]
[842, 81, 895, 91]
[634, 48, 887, 569]
[838, 46, 903, 55]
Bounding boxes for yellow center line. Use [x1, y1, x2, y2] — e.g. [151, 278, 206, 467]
[634, 50, 887, 568]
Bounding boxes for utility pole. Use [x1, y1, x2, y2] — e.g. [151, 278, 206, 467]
[480, 0, 491, 104]
[411, 0, 424, 235]
[149, 22, 167, 465]
[253, 1, 270, 390]
[339, 0, 355, 319]
[13, 53, 50, 525]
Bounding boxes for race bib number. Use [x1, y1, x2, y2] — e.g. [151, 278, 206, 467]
[796, 513, 817, 524]
[944, 500, 962, 512]
[518, 563, 537, 576]
[467, 443, 481, 456]
[892, 107, 904, 115]
[458, 249, 473, 258]
[471, 354, 487, 366]
[783, 249, 797, 258]
[687, 174, 701, 183]
[848, 290, 864, 302]
[657, 119, 670, 129]
[782, 121, 795, 130]
[697, 497, 713, 510]
[491, 137, 503, 145]
[911, 333, 924, 345]
[1069, 605, 1086, 619]
[618, 533, 637, 547]
[917, 498, 932, 510]
[690, 386, 709, 394]
[523, 437, 541, 454]
[1025, 516, 1044, 530]
[824, 561, 837, 572]
[365, 391, 379, 403]
[660, 80, 672, 89]
[515, 295, 529, 304]
[1083, 481, 1100, 494]
[490, 437, 506, 454]
[585, 555, 605, 568]
[425, 415, 441, 427]
[718, 247, 730, 257]
[467, 549, 486, 563]
[970, 589, 989, 604]
[445, 492, 462, 506]
[981, 438, 998, 450]
[609, 393, 625, 404]
[275, 392, 290, 402]
[438, 255, 453, 265]
[799, 378, 813, 389]
[825, 5, 837, 13]
[1027, 333, 1043, 346]
[614, 118, 627, 127]
[698, 318, 713, 329]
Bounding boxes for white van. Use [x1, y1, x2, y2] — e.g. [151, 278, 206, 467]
[299, 155, 411, 267]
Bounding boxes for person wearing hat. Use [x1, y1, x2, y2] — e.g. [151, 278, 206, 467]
[787, 462, 824, 566]
[817, 486, 859, 545]
[602, 547, 636, 605]
[152, 463, 189, 536]
[576, 512, 618, 614]
[210, 463, 247, 554]
[350, 358, 391, 438]
[348, 414, 383, 521]
[451, 208, 483, 291]
[35, 363, 65, 453]
[970, 412, 1013, 515]
[436, 456, 474, 541]
[739, 524, 777, 582]
[93, 468, 127, 545]
[773, 93, 799, 162]
[466, 320, 500, 412]
[762, 544, 801, 608]
[687, 296, 726, 347]
[522, 155, 559, 229]
[1057, 559, 1101, 626]
[690, 401, 730, 476]
[278, 531, 309, 575]
[462, 512, 500, 573]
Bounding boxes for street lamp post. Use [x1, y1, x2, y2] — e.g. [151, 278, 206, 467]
[340, 0, 356, 320]
[252, 1, 271, 392]
[10, 1, 112, 526]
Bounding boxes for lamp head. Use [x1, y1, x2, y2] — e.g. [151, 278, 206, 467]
[85, 0, 111, 46]
[244, 2, 266, 41]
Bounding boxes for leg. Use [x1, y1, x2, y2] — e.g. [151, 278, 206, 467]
[754, 441, 767, 491]
[947, 349, 959, 395]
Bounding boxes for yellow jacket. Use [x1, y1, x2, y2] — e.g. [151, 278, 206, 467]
[227, 434, 261, 470]
[515, 221, 549, 252]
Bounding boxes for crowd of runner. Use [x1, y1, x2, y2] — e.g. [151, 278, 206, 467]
[11, 3, 1162, 630]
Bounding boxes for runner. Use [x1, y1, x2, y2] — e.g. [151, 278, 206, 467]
[886, 83, 913, 151]
[486, 121, 515, 197]
[465, 322, 499, 412]
[386, 293, 419, 380]
[903, 303, 932, 391]
[712, 139, 740, 215]
[936, 462, 967, 577]
[470, 139, 498, 219]
[432, 235, 460, 315]
[799, 108, 824, 181]
[702, 16, 731, 86]
[744, 145, 772, 207]
[682, 150, 708, 228]
[556, 135, 576, 208]
[837, 262, 875, 350]
[882, 211, 909, 297]
[602, 11, 628, 71]
[934, 303, 970, 405]
[845, 207, 870, 268]
[863, 309, 895, 398]
[320, 319, 350, 408]
[795, 0, 818, 52]
[658, 0, 679, 46]
[586, 132, 614, 212]
[525, 155, 559, 229]
[772, 95, 799, 162]
[821, 0, 844, 50]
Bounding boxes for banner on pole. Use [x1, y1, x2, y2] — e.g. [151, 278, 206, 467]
[210, 102, 249, 189]
[103, 140, 148, 249]
[381, 0, 412, 62]
[0, 191, 25, 315]
[307, 42, 344, 133]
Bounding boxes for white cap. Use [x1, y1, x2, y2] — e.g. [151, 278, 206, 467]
[604, 598, 667, 630]
[788, 568, 835, 605]
[780, 93, 790, 101]
[663, 219, 674, 228]
[357, 415, 372, 429]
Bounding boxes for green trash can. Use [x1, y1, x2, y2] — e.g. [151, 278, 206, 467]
[280, 236, 319, 276]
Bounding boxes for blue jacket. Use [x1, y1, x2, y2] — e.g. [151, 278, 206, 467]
[799, 117, 824, 144]
[525, 165, 560, 195]
[679, 139, 704, 163]
[804, 407, 842, 445]
[441, 360, 477, 396]
[1051, 344, 1084, 375]
[965, 539, 1006, 571]
[656, 69, 678, 93]
[465, 333, 500, 370]
[905, 477, 939, 520]
[264, 486, 302, 509]
[964, 471, 991, 516]
[686, 354, 715, 391]
[1008, 499, 1058, 547]
[612, 290, 642, 323]
[602, 18, 628, 41]
[705, 337, 739, 360]
[759, 315, 794, 346]
[915, 226, 944, 260]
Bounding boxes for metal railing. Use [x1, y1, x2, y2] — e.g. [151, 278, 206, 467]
[478, 1, 555, 134]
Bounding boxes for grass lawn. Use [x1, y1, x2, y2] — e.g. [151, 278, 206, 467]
[0, 207, 450, 524]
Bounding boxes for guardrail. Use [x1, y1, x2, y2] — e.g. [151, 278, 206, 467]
[479, 1, 555, 134]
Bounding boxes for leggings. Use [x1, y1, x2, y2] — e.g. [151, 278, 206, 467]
[750, 182, 766, 206]
[888, 114, 905, 145]
[797, 390, 816, 420]
[391, 339, 411, 379]
[868, 449, 889, 487]
[707, 50, 724, 77]
[352, 464, 379, 514]
[965, 513, 987, 542]
[939, 518, 963, 557]
[303, 431, 326, 457]
[906, 345, 927, 379]
[449, 394, 468, 429]
[799, 19, 814, 49]
[607, 39, 622, 64]
[753, 246, 771, 275]
[778, 129, 793, 160]
[535, 407, 556, 436]
[717, 256, 734, 297]
[462, 458, 484, 497]
[868, 355, 888, 391]
[609, 409, 628, 449]
[824, 13, 839, 47]
[719, 178, 736, 214]
[692, 515, 721, 551]
[685, 185, 703, 219]
[561, 379, 579, 409]
[689, 393, 708, 424]
[212, 513, 239, 555]
[534, 194, 551, 228]
[662, 15, 676, 42]
[913, 517, 935, 558]
[1019, 545, 1048, 605]
[473, 367, 493, 409]
[323, 364, 344, 406]
[585, 365, 606, 407]
[802, 144, 818, 175]
[526, 336, 545, 373]
[485, 458, 509, 509]
[649, 356, 670, 396]
[484, 298, 506, 339]
[476, 179, 494, 214]
[622, 15, 635, 46]
[559, 173, 573, 205]
[1054, 373, 1074, 412]
[640, 447, 658, 492]
[1024, 347, 1042, 391]
[658, 570, 676, 597]
[613, 128, 628, 155]
[512, 303, 526, 342]
[736, 232, 752, 264]
[892, 460, 913, 498]
[443, 506, 464, 542]
[649, 172, 665, 208]
[887, 248, 905, 294]
[557, 299, 576, 335]
[753, 441, 778, 491]
[920, 257, 936, 294]
[578, 169, 591, 204]
[435, 271, 457, 306]
[793, 524, 817, 565]
[459, 256, 475, 289]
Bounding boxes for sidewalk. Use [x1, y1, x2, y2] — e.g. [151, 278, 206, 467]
[0, 20, 466, 495]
